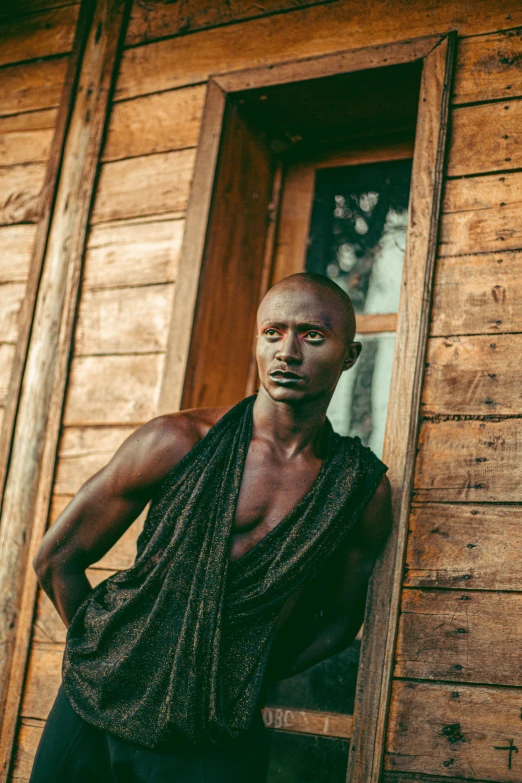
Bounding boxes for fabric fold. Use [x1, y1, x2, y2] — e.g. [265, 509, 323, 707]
[62, 394, 387, 749]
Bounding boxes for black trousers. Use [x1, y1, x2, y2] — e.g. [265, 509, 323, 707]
[29, 683, 270, 782]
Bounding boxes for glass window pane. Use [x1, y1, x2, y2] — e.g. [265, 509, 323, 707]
[327, 332, 395, 459]
[305, 159, 412, 315]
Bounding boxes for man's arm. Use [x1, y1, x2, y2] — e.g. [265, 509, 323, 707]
[264, 473, 393, 682]
[32, 413, 205, 629]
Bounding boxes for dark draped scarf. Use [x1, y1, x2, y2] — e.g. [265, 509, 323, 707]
[62, 394, 387, 749]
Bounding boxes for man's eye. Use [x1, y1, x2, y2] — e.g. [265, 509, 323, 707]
[306, 331, 324, 340]
[264, 329, 279, 337]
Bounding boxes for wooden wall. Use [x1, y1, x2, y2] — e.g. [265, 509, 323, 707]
[3, 1, 522, 780]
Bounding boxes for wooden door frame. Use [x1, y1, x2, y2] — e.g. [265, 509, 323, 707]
[159, 32, 457, 782]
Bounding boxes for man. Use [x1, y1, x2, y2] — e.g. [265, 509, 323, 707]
[30, 272, 392, 782]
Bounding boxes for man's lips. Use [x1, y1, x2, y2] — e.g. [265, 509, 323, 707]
[269, 370, 304, 381]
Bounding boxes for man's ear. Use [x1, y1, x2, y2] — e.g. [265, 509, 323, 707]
[342, 341, 362, 371]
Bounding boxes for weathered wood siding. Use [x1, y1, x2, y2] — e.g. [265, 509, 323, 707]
[4, 1, 522, 780]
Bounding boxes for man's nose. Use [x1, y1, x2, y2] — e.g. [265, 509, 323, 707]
[275, 332, 302, 363]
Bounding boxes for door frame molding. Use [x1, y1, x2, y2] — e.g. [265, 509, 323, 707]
[159, 32, 457, 783]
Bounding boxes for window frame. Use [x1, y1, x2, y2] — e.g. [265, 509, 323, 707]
[159, 32, 457, 782]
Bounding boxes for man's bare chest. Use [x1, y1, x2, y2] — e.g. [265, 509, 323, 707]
[228, 442, 324, 564]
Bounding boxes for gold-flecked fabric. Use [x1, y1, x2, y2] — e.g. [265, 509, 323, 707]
[62, 394, 387, 750]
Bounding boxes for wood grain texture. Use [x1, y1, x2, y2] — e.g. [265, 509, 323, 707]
[395, 589, 522, 686]
[414, 419, 522, 502]
[262, 705, 352, 739]
[0, 162, 46, 225]
[102, 85, 204, 161]
[447, 100, 522, 177]
[0, 5, 79, 67]
[440, 171, 522, 256]
[405, 503, 522, 591]
[0, 57, 68, 117]
[125, 0, 337, 46]
[385, 679, 522, 781]
[271, 162, 315, 283]
[0, 345, 16, 407]
[33, 568, 117, 646]
[182, 102, 274, 409]
[422, 333, 522, 415]
[53, 425, 137, 495]
[48, 494, 146, 571]
[84, 216, 183, 290]
[115, 1, 522, 101]
[0, 0, 77, 20]
[158, 80, 226, 415]
[348, 35, 456, 783]
[453, 28, 522, 105]
[74, 283, 174, 355]
[431, 250, 522, 336]
[0, 283, 26, 344]
[0, 2, 132, 777]
[0, 225, 36, 284]
[62, 354, 164, 425]
[10, 719, 43, 781]
[91, 148, 195, 224]
[0, 115, 54, 166]
[20, 645, 63, 721]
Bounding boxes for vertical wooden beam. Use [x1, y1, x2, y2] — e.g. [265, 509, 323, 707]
[158, 78, 226, 414]
[0, 0, 131, 778]
[346, 32, 457, 783]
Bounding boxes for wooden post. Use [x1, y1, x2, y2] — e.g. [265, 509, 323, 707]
[0, 0, 131, 778]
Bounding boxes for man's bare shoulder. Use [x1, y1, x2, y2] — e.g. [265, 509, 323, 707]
[105, 404, 234, 497]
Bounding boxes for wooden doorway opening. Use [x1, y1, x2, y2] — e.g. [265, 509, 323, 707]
[160, 34, 456, 783]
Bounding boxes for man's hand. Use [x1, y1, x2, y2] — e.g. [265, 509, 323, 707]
[32, 411, 209, 628]
[264, 473, 393, 682]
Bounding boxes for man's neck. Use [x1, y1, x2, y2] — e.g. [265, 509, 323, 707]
[251, 386, 331, 460]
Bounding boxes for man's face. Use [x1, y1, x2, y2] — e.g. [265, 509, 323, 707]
[256, 283, 361, 404]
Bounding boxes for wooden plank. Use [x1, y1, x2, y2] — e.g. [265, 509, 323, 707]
[62, 354, 164, 426]
[431, 250, 522, 336]
[414, 419, 522, 503]
[0, 1, 132, 778]
[454, 29, 522, 105]
[10, 718, 44, 782]
[21, 645, 63, 721]
[0, 345, 16, 407]
[53, 424, 137, 495]
[405, 503, 522, 591]
[33, 568, 117, 646]
[447, 100, 522, 178]
[348, 35, 456, 783]
[115, 2, 522, 101]
[182, 102, 274, 409]
[90, 148, 195, 224]
[74, 283, 174, 355]
[385, 680, 522, 781]
[262, 705, 352, 739]
[384, 775, 502, 783]
[357, 314, 397, 334]
[440, 171, 522, 256]
[0, 58, 68, 117]
[0, 0, 77, 20]
[158, 80, 226, 415]
[395, 589, 522, 686]
[271, 161, 315, 283]
[48, 494, 146, 571]
[0, 224, 36, 283]
[0, 5, 79, 67]
[0, 127, 53, 167]
[0, 109, 57, 134]
[84, 216, 183, 289]
[0, 283, 26, 344]
[125, 0, 337, 46]
[0, 162, 46, 225]
[422, 333, 522, 416]
[103, 85, 204, 162]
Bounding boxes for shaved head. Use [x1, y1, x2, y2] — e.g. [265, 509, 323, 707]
[261, 273, 357, 344]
